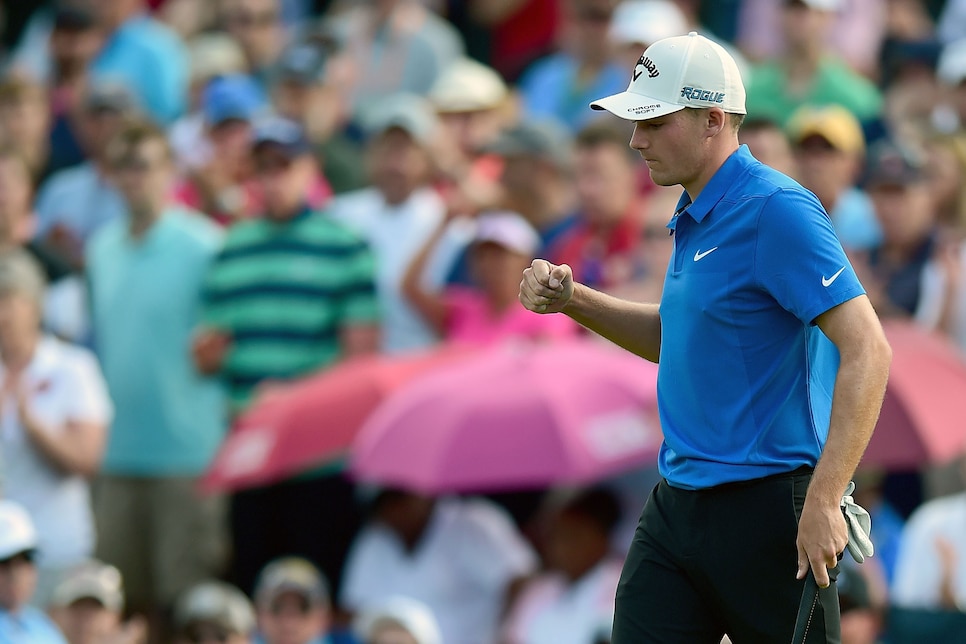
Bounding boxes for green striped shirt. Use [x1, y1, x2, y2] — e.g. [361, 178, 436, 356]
[202, 210, 378, 414]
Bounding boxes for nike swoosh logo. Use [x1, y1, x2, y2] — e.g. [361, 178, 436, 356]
[693, 247, 718, 261]
[822, 266, 846, 287]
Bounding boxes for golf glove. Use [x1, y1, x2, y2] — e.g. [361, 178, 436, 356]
[840, 481, 874, 563]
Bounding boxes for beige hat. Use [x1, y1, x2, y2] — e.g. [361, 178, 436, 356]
[254, 557, 329, 607]
[356, 596, 442, 644]
[188, 33, 248, 83]
[174, 581, 256, 636]
[0, 248, 47, 307]
[51, 560, 125, 612]
[428, 58, 508, 113]
[609, 1, 689, 48]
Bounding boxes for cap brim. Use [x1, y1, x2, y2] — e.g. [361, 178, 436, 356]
[590, 91, 685, 121]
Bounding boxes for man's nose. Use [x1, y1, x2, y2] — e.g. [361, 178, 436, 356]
[629, 124, 648, 151]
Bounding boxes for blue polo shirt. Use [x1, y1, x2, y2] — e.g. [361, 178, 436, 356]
[657, 145, 865, 490]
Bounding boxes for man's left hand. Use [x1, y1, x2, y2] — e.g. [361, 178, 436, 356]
[796, 496, 848, 587]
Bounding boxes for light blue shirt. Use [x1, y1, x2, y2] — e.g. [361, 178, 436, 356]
[830, 186, 882, 251]
[91, 15, 189, 124]
[86, 209, 226, 476]
[0, 606, 68, 644]
[518, 54, 627, 132]
[658, 146, 865, 489]
[35, 162, 127, 243]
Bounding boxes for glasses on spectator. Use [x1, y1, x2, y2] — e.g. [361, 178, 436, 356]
[228, 10, 278, 29]
[183, 624, 232, 644]
[269, 596, 311, 616]
[0, 551, 34, 569]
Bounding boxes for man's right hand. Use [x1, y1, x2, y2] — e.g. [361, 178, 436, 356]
[519, 259, 574, 314]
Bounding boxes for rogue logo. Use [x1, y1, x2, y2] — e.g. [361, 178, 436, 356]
[632, 55, 660, 81]
[680, 87, 725, 103]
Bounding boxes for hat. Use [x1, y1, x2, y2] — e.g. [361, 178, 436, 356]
[787, 0, 842, 10]
[486, 119, 574, 169]
[188, 34, 247, 83]
[864, 140, 926, 187]
[53, 4, 97, 31]
[202, 74, 265, 127]
[361, 94, 439, 146]
[428, 58, 508, 113]
[609, 1, 688, 48]
[254, 557, 329, 607]
[590, 31, 746, 120]
[51, 560, 124, 612]
[355, 596, 442, 644]
[84, 79, 139, 114]
[473, 211, 541, 256]
[251, 116, 313, 158]
[174, 581, 256, 636]
[0, 249, 47, 307]
[0, 500, 37, 561]
[787, 104, 865, 155]
[274, 43, 327, 86]
[938, 38, 966, 87]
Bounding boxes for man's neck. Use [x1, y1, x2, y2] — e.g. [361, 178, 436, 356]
[128, 208, 163, 239]
[683, 141, 740, 201]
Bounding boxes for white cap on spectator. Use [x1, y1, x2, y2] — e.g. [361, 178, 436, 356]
[174, 581, 256, 636]
[361, 94, 439, 145]
[473, 211, 541, 256]
[0, 500, 38, 560]
[356, 596, 443, 644]
[609, 1, 688, 48]
[188, 33, 247, 83]
[429, 58, 508, 113]
[792, 0, 842, 11]
[591, 32, 746, 120]
[938, 38, 966, 87]
[51, 560, 125, 612]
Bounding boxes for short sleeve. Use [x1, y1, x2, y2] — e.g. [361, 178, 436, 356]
[754, 189, 866, 325]
[457, 500, 538, 590]
[339, 527, 387, 611]
[339, 242, 380, 325]
[62, 346, 113, 425]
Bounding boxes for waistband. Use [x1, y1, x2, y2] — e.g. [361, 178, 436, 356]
[698, 465, 814, 494]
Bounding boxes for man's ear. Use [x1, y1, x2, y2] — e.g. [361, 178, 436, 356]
[706, 107, 727, 137]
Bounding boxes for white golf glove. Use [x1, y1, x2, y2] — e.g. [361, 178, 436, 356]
[841, 481, 874, 563]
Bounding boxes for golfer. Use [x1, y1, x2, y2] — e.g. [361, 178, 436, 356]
[519, 32, 892, 643]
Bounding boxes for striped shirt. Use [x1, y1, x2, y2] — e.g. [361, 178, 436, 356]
[202, 209, 379, 414]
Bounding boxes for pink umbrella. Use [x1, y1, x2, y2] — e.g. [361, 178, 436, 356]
[349, 340, 662, 493]
[862, 321, 966, 469]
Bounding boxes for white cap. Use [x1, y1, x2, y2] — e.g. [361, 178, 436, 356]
[51, 560, 125, 612]
[609, 1, 688, 48]
[938, 38, 966, 87]
[473, 211, 541, 256]
[0, 500, 38, 560]
[590, 31, 746, 120]
[429, 58, 508, 113]
[355, 596, 443, 644]
[794, 0, 842, 11]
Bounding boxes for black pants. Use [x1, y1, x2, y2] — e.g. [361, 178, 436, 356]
[612, 467, 841, 643]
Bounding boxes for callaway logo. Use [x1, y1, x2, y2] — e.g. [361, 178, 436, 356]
[680, 87, 726, 104]
[822, 266, 846, 287]
[693, 247, 718, 261]
[633, 54, 660, 81]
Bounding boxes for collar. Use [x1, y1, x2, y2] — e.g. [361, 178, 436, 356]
[667, 145, 755, 232]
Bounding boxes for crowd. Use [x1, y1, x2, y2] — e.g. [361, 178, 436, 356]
[0, 0, 965, 643]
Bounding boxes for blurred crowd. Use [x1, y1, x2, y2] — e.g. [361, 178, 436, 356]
[1, 0, 966, 643]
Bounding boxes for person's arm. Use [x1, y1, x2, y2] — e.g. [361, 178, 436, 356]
[519, 260, 662, 362]
[340, 324, 380, 358]
[469, 0, 530, 25]
[796, 295, 892, 587]
[19, 408, 106, 478]
[400, 221, 451, 334]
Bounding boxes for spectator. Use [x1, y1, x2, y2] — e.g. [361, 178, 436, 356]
[737, 117, 798, 178]
[939, 0, 966, 45]
[35, 80, 138, 271]
[86, 122, 227, 641]
[173, 581, 256, 644]
[335, 0, 465, 108]
[0, 500, 67, 643]
[340, 490, 538, 644]
[856, 139, 940, 318]
[402, 211, 578, 345]
[517, 0, 626, 132]
[269, 41, 365, 196]
[253, 557, 348, 644]
[219, 0, 288, 91]
[486, 119, 579, 259]
[172, 74, 267, 226]
[786, 104, 881, 251]
[46, 4, 106, 176]
[502, 487, 624, 644]
[48, 559, 148, 644]
[354, 596, 442, 644]
[195, 116, 378, 598]
[935, 39, 966, 227]
[87, 0, 190, 124]
[608, 0, 688, 72]
[744, 0, 883, 127]
[0, 74, 54, 185]
[553, 121, 645, 291]
[169, 33, 249, 173]
[0, 249, 111, 604]
[329, 96, 455, 354]
[836, 564, 883, 644]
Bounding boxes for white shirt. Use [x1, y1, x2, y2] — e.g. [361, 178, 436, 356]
[328, 187, 464, 354]
[35, 162, 127, 243]
[502, 559, 622, 644]
[892, 492, 966, 608]
[0, 336, 113, 567]
[916, 241, 966, 356]
[340, 497, 538, 644]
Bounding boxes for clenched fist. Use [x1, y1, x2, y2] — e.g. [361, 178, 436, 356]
[519, 259, 574, 314]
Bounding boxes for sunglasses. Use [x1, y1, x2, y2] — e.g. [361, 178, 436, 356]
[0, 551, 34, 568]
